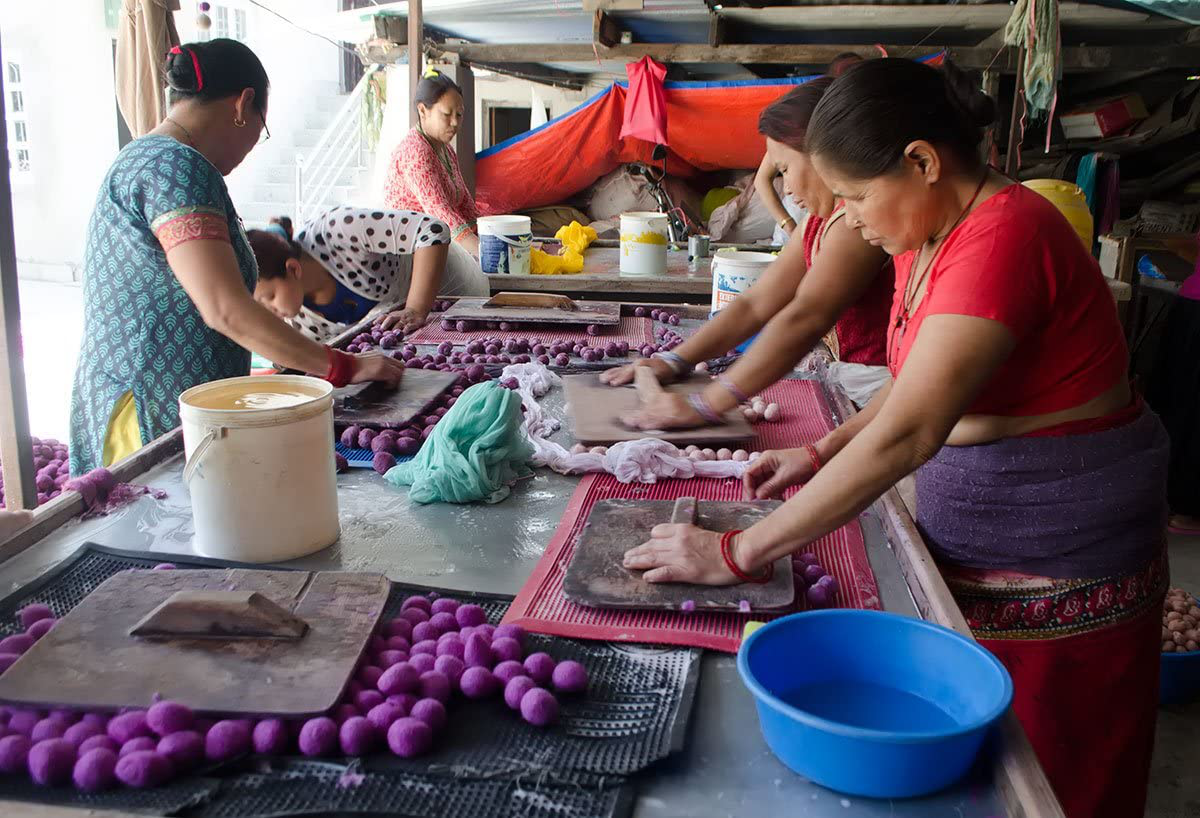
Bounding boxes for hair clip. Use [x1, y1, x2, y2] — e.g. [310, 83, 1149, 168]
[423, 66, 440, 79]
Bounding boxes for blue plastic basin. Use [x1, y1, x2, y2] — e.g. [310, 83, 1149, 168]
[737, 610, 1013, 798]
[708, 311, 758, 354]
[1161, 649, 1200, 705]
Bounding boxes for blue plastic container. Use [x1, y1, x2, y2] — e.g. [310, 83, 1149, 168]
[708, 311, 758, 354]
[1161, 649, 1200, 705]
[737, 610, 1013, 798]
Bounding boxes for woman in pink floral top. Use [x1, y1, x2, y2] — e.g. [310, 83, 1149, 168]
[384, 71, 481, 257]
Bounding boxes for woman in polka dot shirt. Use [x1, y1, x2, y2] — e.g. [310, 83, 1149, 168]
[248, 205, 488, 342]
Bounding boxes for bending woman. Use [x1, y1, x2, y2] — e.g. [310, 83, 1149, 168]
[69, 40, 403, 475]
[383, 70, 482, 259]
[624, 59, 1165, 818]
[604, 77, 894, 428]
[249, 206, 488, 342]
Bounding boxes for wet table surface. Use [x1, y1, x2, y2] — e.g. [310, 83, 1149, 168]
[0, 384, 1005, 818]
[488, 247, 713, 298]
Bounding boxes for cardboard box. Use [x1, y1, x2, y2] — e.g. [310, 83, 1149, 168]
[1061, 94, 1148, 140]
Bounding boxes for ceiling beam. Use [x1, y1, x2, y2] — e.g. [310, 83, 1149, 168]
[594, 10, 621, 48]
[720, 3, 1179, 30]
[433, 42, 1200, 74]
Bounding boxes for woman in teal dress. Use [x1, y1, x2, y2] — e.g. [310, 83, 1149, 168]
[69, 39, 404, 475]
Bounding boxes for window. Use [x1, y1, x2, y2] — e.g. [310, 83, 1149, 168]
[5, 60, 29, 174]
[199, 5, 247, 42]
[234, 9, 246, 41]
[215, 6, 229, 38]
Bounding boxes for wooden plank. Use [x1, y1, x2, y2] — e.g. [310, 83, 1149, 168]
[824, 385, 1065, 818]
[434, 42, 1200, 73]
[442, 296, 621, 326]
[594, 10, 621, 48]
[0, 36, 36, 511]
[0, 803, 149, 818]
[721, 3, 1175, 31]
[582, 0, 643, 10]
[1004, 48, 1027, 177]
[708, 12, 725, 48]
[454, 62, 476, 194]
[332, 368, 458, 427]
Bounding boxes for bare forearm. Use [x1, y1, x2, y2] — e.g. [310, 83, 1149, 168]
[814, 381, 891, 461]
[671, 294, 782, 366]
[754, 159, 791, 227]
[221, 299, 330, 374]
[406, 244, 449, 313]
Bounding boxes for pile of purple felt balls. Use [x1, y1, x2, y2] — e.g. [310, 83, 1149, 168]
[0, 437, 70, 509]
[792, 554, 840, 608]
[0, 595, 589, 792]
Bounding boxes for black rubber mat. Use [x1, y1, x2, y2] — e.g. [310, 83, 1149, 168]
[0, 543, 702, 817]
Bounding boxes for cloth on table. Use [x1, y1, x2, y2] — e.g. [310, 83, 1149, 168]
[530, 221, 598, 275]
[502, 363, 750, 482]
[384, 381, 534, 504]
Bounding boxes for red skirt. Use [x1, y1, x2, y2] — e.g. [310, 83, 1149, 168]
[945, 556, 1167, 818]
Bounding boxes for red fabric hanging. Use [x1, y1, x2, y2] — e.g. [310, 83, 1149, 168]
[619, 56, 668, 146]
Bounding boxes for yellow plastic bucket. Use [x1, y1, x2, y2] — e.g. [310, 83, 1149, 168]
[1022, 179, 1094, 249]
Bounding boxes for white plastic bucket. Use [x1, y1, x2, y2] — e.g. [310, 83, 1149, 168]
[478, 215, 532, 275]
[620, 211, 669, 277]
[711, 249, 776, 313]
[179, 375, 340, 563]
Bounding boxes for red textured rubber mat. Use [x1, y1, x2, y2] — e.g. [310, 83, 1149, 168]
[503, 380, 882, 653]
[406, 315, 656, 347]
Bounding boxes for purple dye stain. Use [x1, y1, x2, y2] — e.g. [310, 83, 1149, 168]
[680, 600, 695, 613]
[738, 600, 751, 613]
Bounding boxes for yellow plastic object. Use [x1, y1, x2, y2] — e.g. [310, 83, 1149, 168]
[742, 620, 766, 640]
[702, 186, 740, 222]
[102, 391, 143, 467]
[1022, 179, 1094, 249]
[530, 221, 597, 275]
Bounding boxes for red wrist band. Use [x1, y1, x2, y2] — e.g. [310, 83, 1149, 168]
[720, 530, 773, 585]
[804, 443, 823, 475]
[324, 347, 354, 388]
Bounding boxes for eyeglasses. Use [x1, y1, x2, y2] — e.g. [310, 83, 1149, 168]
[257, 109, 271, 144]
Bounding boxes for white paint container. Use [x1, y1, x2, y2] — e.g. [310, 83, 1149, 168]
[179, 375, 340, 563]
[620, 211, 669, 277]
[478, 214, 532, 275]
[710, 249, 776, 313]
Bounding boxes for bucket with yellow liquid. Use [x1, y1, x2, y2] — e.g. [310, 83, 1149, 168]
[620, 211, 669, 277]
[1022, 179, 1094, 249]
[179, 374, 339, 562]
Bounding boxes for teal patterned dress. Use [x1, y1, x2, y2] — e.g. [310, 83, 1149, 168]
[69, 136, 257, 475]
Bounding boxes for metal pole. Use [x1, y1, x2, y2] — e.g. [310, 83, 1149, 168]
[1004, 48, 1026, 177]
[0, 30, 38, 509]
[408, 0, 423, 114]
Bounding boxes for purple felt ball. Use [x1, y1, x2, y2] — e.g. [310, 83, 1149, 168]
[429, 611, 458, 635]
[0, 652, 20, 674]
[298, 717, 338, 758]
[373, 452, 396, 474]
[0, 734, 31, 773]
[411, 639, 437, 658]
[465, 364, 486, 383]
[634, 306, 646, 317]
[490, 637, 522, 664]
[796, 552, 821, 567]
[806, 583, 833, 609]
[433, 655, 465, 685]
[459, 666, 499, 700]
[18, 603, 53, 629]
[29, 739, 76, 786]
[418, 671, 451, 703]
[205, 719, 251, 762]
[475, 624, 497, 642]
[492, 661, 526, 687]
[409, 653, 436, 675]
[802, 564, 826, 585]
[120, 736, 157, 757]
[333, 704, 360, 726]
[159, 730, 206, 767]
[520, 688, 559, 728]
[30, 718, 65, 743]
[26, 618, 56, 641]
[146, 701, 193, 737]
[400, 608, 430, 627]
[386, 635, 412, 653]
[463, 633, 494, 668]
[114, 750, 172, 788]
[370, 434, 396, 454]
[456, 320, 470, 332]
[73, 747, 118, 792]
[552, 660, 589, 694]
[357, 429, 377, 450]
[503, 676, 537, 711]
[354, 690, 385, 712]
[455, 604, 486, 629]
[387, 717, 432, 758]
[523, 653, 556, 686]
[409, 698, 446, 731]
[366, 702, 405, 732]
[107, 711, 152, 743]
[411, 621, 438, 645]
[78, 735, 119, 756]
[339, 716, 377, 756]
[376, 649, 407, 669]
[377, 662, 420, 696]
[334, 453, 349, 473]
[435, 638, 464, 662]
[817, 574, 840, 597]
[384, 618, 414, 640]
[493, 624, 525, 645]
[62, 721, 102, 749]
[358, 665, 384, 690]
[47, 710, 78, 727]
[0, 634, 33, 655]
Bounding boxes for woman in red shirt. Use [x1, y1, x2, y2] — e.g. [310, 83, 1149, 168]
[383, 71, 482, 258]
[624, 59, 1166, 818]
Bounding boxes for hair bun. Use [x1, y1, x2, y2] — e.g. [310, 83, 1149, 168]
[270, 216, 294, 240]
[164, 47, 201, 93]
[941, 61, 997, 129]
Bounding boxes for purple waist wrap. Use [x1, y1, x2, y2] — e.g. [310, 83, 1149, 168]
[915, 407, 1169, 579]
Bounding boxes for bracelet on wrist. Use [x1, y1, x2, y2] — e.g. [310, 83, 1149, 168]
[716, 374, 749, 405]
[324, 347, 354, 388]
[804, 443, 823, 475]
[720, 530, 773, 585]
[687, 392, 723, 425]
[653, 350, 692, 377]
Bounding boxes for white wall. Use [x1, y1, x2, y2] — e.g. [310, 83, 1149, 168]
[472, 72, 600, 151]
[1, 2, 120, 282]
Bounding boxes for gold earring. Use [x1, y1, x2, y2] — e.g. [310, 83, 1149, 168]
[234, 117, 246, 128]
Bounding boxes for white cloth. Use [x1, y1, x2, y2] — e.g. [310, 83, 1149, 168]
[826, 362, 891, 408]
[502, 363, 751, 483]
